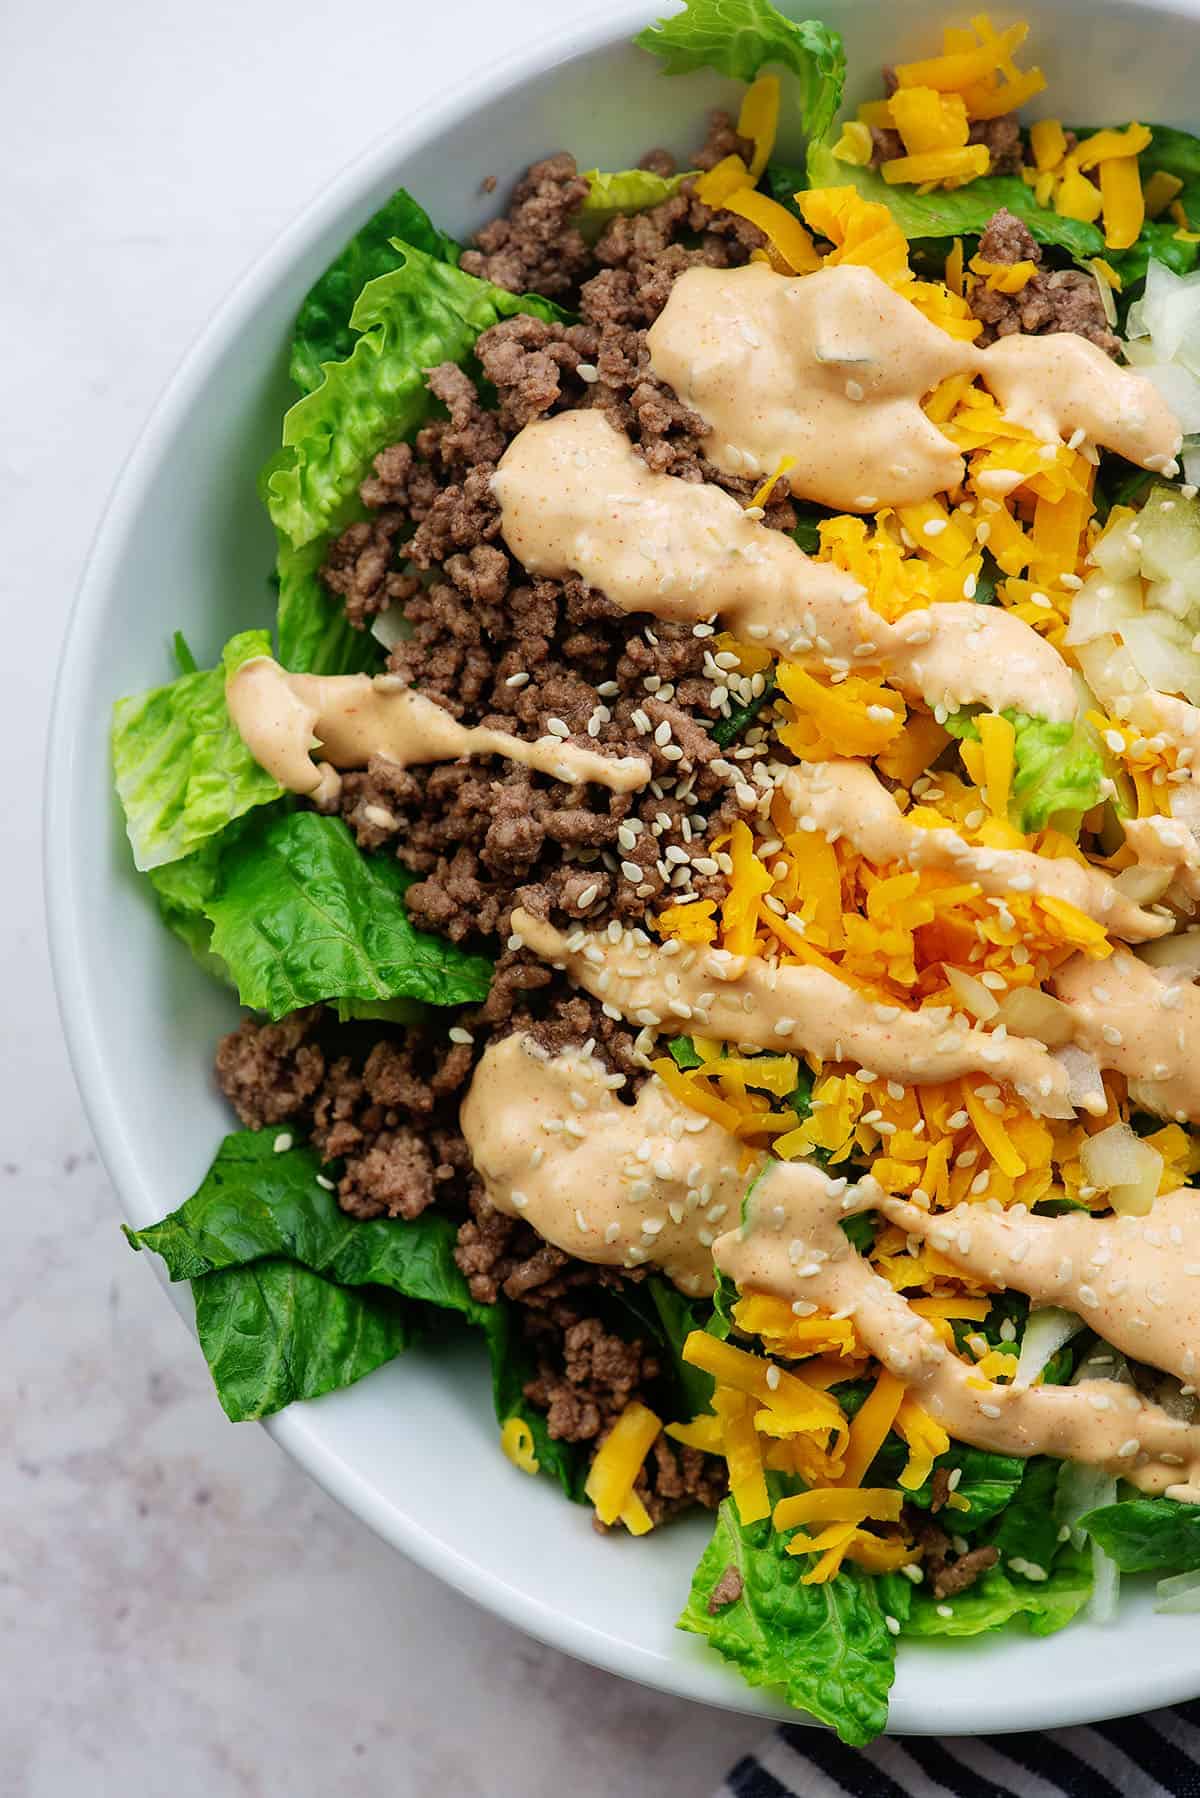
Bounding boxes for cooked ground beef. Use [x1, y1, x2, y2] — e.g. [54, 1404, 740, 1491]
[904, 1506, 1000, 1599]
[318, 116, 789, 953]
[707, 1564, 745, 1612]
[969, 207, 1121, 355]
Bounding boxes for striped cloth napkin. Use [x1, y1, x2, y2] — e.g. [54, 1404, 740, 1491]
[718, 1704, 1200, 1796]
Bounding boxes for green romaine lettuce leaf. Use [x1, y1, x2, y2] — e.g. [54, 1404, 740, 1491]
[290, 189, 460, 395]
[204, 810, 493, 1017]
[146, 830, 236, 979]
[276, 532, 384, 678]
[578, 167, 690, 243]
[647, 1276, 717, 1416]
[635, 0, 845, 146]
[789, 146, 1106, 260]
[680, 1493, 895, 1745]
[192, 1258, 413, 1421]
[126, 1129, 484, 1311]
[945, 708, 1104, 836]
[128, 1127, 586, 1484]
[895, 1442, 1026, 1529]
[265, 241, 562, 552]
[1079, 1496, 1200, 1573]
[901, 1545, 1093, 1639]
[480, 1300, 590, 1501]
[112, 630, 282, 871]
[991, 1455, 1069, 1579]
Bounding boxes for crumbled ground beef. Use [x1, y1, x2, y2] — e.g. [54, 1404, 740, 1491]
[317, 114, 785, 952]
[969, 207, 1121, 355]
[707, 1565, 745, 1612]
[214, 1008, 326, 1129]
[905, 1506, 1000, 1598]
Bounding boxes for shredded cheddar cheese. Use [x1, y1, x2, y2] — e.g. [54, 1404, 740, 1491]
[584, 1401, 662, 1527]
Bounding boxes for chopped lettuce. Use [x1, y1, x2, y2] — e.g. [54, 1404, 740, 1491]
[112, 630, 282, 872]
[264, 242, 563, 552]
[901, 1546, 1093, 1639]
[635, 0, 845, 146]
[1079, 1497, 1200, 1573]
[709, 1269, 738, 1340]
[789, 146, 1106, 261]
[127, 1125, 587, 1485]
[992, 1455, 1070, 1579]
[146, 827, 239, 979]
[893, 1441, 1026, 1528]
[577, 167, 690, 243]
[290, 188, 460, 395]
[481, 1300, 589, 1501]
[204, 810, 493, 1017]
[945, 709, 1105, 836]
[680, 1492, 896, 1746]
[125, 1129, 483, 1308]
[647, 1276, 717, 1416]
[192, 1258, 413, 1421]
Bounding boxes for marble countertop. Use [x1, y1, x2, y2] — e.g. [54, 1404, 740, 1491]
[4, 0, 764, 1790]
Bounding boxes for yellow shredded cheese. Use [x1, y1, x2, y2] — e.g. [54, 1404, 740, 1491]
[738, 73, 780, 182]
[500, 1416, 540, 1475]
[839, 1368, 907, 1487]
[977, 712, 1015, 820]
[584, 1400, 661, 1526]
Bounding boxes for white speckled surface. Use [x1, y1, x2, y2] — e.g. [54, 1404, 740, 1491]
[5, 1, 763, 1789]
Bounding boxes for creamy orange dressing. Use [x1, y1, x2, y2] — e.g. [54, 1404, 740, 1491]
[880, 1187, 1200, 1394]
[981, 332, 1182, 475]
[781, 761, 1169, 943]
[492, 407, 865, 651]
[1052, 947, 1200, 1123]
[509, 907, 1072, 1113]
[644, 262, 977, 511]
[647, 263, 1181, 509]
[493, 410, 1076, 719]
[226, 655, 651, 799]
[459, 1031, 753, 1294]
[714, 1162, 1200, 1498]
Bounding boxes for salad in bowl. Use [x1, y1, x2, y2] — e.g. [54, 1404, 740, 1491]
[110, 0, 1200, 1743]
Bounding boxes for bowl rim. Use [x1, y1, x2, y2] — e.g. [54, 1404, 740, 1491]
[45, 0, 1200, 1736]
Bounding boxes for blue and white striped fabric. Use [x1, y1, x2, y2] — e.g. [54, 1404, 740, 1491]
[718, 1705, 1200, 1797]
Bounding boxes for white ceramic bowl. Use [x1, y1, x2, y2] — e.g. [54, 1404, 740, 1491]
[47, 0, 1200, 1733]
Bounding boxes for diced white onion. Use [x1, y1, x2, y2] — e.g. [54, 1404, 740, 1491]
[1113, 865, 1174, 903]
[1063, 571, 1142, 646]
[1054, 1043, 1105, 1112]
[1088, 518, 1143, 579]
[945, 965, 999, 1021]
[996, 987, 1075, 1046]
[370, 608, 414, 650]
[1155, 1568, 1200, 1612]
[1013, 1306, 1084, 1390]
[1138, 930, 1200, 977]
[1079, 1122, 1163, 1216]
[1056, 1461, 1118, 1550]
[1073, 636, 1146, 711]
[1090, 1539, 1122, 1625]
